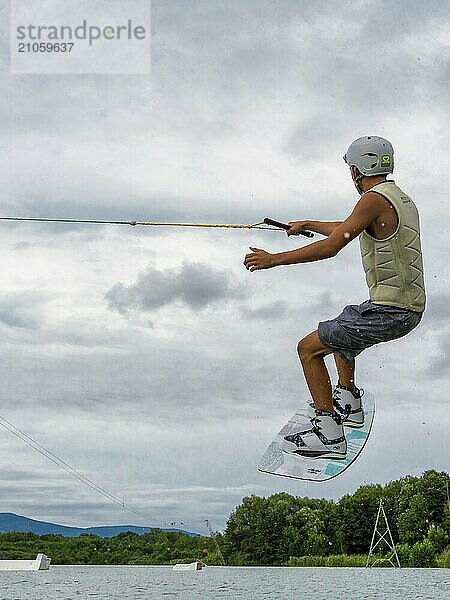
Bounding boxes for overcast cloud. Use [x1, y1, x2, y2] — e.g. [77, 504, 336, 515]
[106, 262, 243, 314]
[0, 0, 448, 534]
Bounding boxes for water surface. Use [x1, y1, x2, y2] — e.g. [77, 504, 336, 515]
[0, 565, 448, 600]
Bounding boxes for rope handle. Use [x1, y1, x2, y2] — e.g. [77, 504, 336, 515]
[263, 218, 314, 238]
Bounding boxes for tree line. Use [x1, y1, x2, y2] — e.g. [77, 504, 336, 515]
[0, 528, 220, 566]
[0, 470, 448, 567]
[223, 469, 449, 567]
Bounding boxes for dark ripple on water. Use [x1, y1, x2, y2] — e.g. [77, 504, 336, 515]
[0, 566, 448, 600]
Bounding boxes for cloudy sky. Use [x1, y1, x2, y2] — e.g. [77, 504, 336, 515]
[0, 0, 449, 534]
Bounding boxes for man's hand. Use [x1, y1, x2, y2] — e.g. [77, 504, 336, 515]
[287, 221, 311, 236]
[244, 247, 276, 271]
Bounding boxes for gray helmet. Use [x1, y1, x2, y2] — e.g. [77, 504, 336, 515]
[343, 136, 394, 176]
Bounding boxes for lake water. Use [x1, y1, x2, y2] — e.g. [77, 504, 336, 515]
[0, 565, 448, 600]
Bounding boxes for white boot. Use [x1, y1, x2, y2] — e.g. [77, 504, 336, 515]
[282, 412, 347, 460]
[333, 385, 365, 428]
[307, 385, 365, 428]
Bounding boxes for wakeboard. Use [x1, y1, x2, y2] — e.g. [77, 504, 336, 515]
[258, 392, 375, 482]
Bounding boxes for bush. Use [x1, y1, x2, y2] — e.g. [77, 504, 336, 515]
[287, 554, 366, 567]
[427, 525, 449, 553]
[409, 539, 437, 568]
[395, 543, 411, 567]
[436, 546, 450, 569]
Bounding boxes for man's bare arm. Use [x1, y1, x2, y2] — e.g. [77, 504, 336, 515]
[287, 220, 343, 237]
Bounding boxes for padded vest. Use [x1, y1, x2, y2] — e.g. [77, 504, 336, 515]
[359, 181, 426, 312]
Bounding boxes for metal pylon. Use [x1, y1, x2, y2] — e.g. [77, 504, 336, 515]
[204, 519, 226, 566]
[366, 499, 401, 568]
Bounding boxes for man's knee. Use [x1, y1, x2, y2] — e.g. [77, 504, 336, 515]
[297, 337, 308, 358]
[297, 332, 327, 361]
[297, 335, 315, 361]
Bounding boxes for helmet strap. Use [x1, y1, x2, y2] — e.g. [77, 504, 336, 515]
[351, 166, 365, 195]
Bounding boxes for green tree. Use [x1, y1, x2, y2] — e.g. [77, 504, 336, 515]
[418, 470, 450, 524]
[398, 493, 430, 545]
[338, 484, 382, 553]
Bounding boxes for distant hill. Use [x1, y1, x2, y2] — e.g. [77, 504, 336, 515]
[0, 513, 199, 538]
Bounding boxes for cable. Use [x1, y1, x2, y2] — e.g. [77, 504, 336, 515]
[0, 414, 159, 527]
[0, 216, 278, 230]
[0, 216, 315, 237]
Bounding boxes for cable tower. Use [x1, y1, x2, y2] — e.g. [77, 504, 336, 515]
[204, 519, 225, 566]
[366, 499, 401, 568]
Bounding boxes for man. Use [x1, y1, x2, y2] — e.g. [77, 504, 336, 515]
[244, 136, 425, 460]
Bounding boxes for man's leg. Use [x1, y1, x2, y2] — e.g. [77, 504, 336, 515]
[297, 331, 334, 413]
[333, 353, 357, 393]
[284, 330, 347, 459]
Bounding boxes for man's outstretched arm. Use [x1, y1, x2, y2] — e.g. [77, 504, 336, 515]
[244, 192, 384, 271]
[287, 220, 343, 237]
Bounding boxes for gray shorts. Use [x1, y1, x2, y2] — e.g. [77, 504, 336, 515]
[317, 300, 423, 363]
